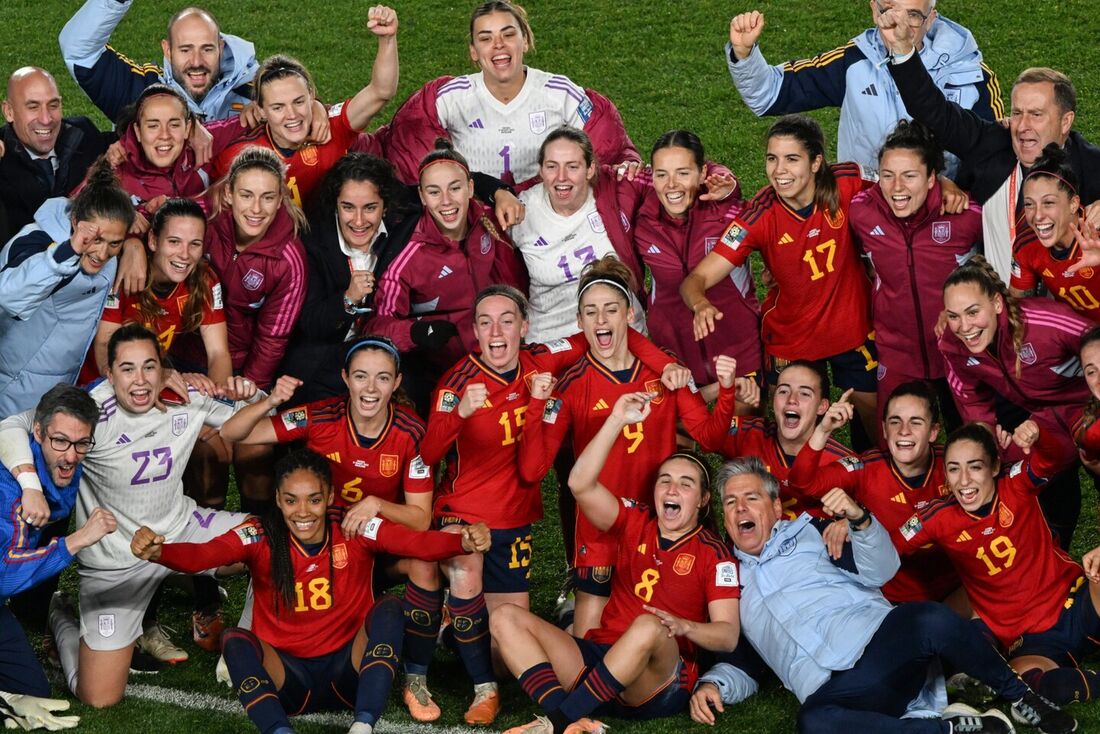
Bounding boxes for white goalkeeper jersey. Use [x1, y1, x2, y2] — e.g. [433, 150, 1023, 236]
[513, 185, 645, 343]
[77, 382, 245, 569]
[436, 67, 593, 183]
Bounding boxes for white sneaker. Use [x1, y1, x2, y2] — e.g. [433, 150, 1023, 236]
[136, 624, 188, 664]
[347, 723, 373, 734]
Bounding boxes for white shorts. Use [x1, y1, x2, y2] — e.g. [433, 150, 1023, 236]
[77, 508, 248, 651]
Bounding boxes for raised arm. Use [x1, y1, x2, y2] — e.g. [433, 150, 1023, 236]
[218, 375, 301, 443]
[345, 6, 400, 131]
[567, 392, 653, 532]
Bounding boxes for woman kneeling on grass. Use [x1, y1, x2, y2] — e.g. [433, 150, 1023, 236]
[492, 392, 740, 734]
[130, 449, 489, 734]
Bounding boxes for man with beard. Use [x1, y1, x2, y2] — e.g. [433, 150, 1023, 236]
[0, 385, 116, 702]
[59, 2, 258, 122]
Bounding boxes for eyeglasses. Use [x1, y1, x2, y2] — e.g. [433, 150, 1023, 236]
[875, 3, 931, 27]
[47, 435, 96, 455]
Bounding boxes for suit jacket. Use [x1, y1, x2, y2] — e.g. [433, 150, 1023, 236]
[0, 117, 112, 243]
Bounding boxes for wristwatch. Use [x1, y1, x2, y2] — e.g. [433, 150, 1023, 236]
[848, 507, 872, 530]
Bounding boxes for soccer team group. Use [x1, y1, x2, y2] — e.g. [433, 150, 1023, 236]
[3, 0, 1100, 732]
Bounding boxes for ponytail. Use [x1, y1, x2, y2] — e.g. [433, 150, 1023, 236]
[71, 157, 136, 232]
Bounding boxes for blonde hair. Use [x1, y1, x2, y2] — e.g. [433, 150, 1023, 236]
[212, 146, 307, 234]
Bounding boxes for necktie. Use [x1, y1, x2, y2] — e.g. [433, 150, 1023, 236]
[34, 157, 55, 192]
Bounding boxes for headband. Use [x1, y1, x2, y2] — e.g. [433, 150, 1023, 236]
[418, 156, 470, 180]
[344, 337, 401, 372]
[578, 277, 630, 301]
[1024, 169, 1078, 197]
[666, 452, 713, 488]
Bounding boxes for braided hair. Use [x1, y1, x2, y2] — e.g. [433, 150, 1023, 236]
[264, 449, 335, 616]
[943, 255, 1025, 377]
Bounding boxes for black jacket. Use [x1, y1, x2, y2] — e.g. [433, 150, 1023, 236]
[887, 52, 1100, 205]
[0, 117, 113, 243]
[279, 174, 510, 406]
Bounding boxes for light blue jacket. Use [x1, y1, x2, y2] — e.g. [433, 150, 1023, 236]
[719, 514, 900, 702]
[726, 15, 1000, 176]
[0, 198, 115, 416]
[60, 0, 257, 122]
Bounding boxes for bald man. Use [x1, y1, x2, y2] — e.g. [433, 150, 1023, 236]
[0, 67, 112, 244]
[60, 1, 258, 122]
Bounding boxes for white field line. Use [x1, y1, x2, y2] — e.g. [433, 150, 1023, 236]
[125, 683, 483, 733]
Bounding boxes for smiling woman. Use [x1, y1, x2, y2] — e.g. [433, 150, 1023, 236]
[0, 157, 133, 417]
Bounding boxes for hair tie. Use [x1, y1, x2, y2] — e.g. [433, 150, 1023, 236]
[344, 337, 401, 371]
[578, 277, 630, 301]
[667, 452, 713, 488]
[418, 157, 470, 180]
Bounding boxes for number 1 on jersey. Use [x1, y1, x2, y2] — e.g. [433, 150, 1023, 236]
[499, 406, 528, 446]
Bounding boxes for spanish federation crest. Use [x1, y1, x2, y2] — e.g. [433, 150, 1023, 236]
[704, 237, 718, 254]
[332, 543, 348, 569]
[673, 553, 695, 575]
[171, 413, 188, 436]
[242, 268, 264, 291]
[528, 110, 547, 134]
[587, 211, 606, 233]
[480, 233, 492, 254]
[931, 221, 951, 244]
[1018, 342, 1037, 365]
[379, 453, 399, 478]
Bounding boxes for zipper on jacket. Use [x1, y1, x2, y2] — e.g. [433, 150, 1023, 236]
[904, 229, 931, 376]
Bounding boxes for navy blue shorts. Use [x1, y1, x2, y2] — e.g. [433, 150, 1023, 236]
[572, 637, 690, 719]
[1008, 576, 1100, 664]
[439, 518, 532, 594]
[0, 606, 50, 697]
[573, 565, 614, 597]
[765, 335, 879, 393]
[275, 635, 360, 714]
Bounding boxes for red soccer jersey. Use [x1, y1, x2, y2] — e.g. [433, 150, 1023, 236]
[788, 444, 959, 603]
[421, 340, 589, 529]
[719, 416, 852, 521]
[271, 399, 431, 510]
[210, 99, 361, 206]
[78, 273, 226, 383]
[899, 441, 1081, 647]
[587, 501, 740, 689]
[711, 164, 874, 361]
[521, 354, 736, 567]
[1011, 233, 1100, 321]
[156, 516, 466, 658]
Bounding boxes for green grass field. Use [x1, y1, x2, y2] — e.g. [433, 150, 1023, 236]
[4, 0, 1100, 731]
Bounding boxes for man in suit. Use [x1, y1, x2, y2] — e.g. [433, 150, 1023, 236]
[1, 67, 112, 244]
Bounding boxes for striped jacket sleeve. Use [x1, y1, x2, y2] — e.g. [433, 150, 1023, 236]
[726, 42, 855, 116]
[59, 0, 159, 123]
[1, 488, 73, 599]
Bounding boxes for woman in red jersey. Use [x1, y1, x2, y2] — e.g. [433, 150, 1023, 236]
[368, 141, 527, 411]
[849, 121, 982, 431]
[419, 284, 678, 725]
[900, 423, 1100, 708]
[787, 381, 965, 611]
[219, 336, 445, 721]
[494, 392, 740, 734]
[941, 256, 1090, 548]
[633, 129, 760, 399]
[1072, 327, 1100, 464]
[681, 114, 880, 446]
[1010, 144, 1100, 321]
[85, 198, 230, 386]
[209, 6, 399, 207]
[131, 449, 489, 734]
[521, 256, 752, 638]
